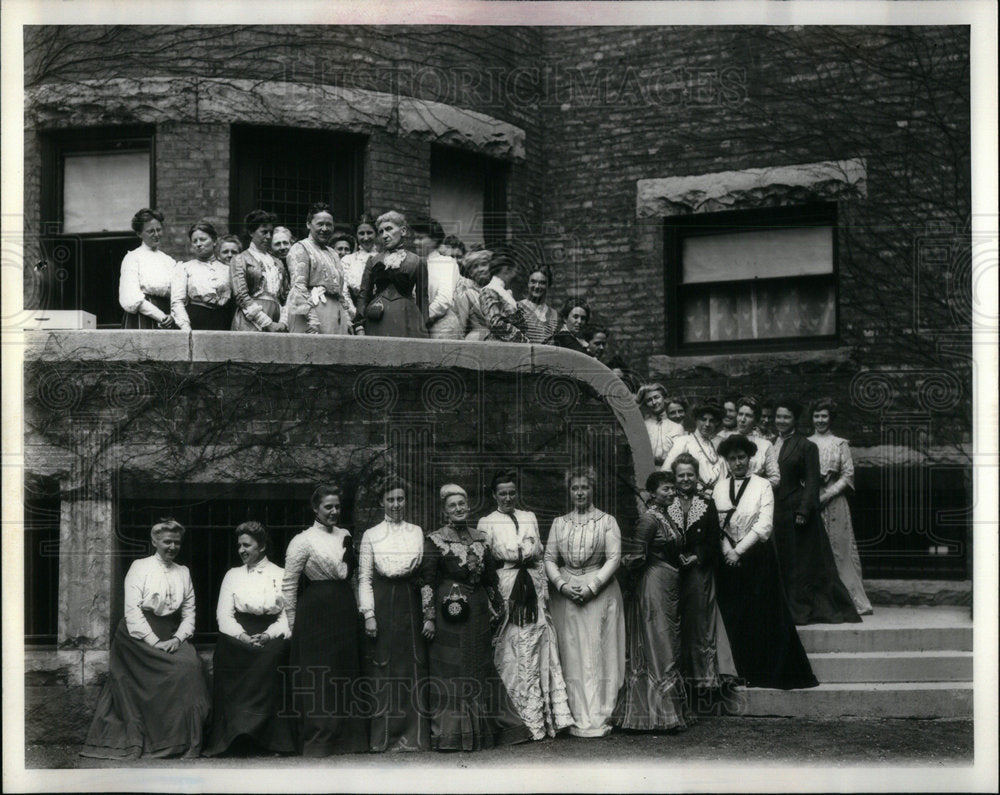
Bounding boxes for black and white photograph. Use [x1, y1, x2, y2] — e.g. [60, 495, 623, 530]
[2, 1, 997, 792]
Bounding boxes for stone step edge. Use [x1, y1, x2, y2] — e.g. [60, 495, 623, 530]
[747, 681, 973, 692]
[807, 650, 973, 659]
[864, 579, 971, 607]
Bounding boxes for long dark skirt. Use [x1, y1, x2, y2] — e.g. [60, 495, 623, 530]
[81, 612, 210, 759]
[121, 294, 170, 330]
[186, 302, 231, 331]
[773, 502, 861, 625]
[363, 288, 428, 339]
[613, 559, 691, 731]
[364, 574, 430, 752]
[716, 541, 819, 690]
[679, 563, 739, 688]
[427, 579, 531, 751]
[204, 612, 295, 756]
[286, 579, 369, 757]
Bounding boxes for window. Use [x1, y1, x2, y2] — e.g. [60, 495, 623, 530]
[117, 490, 321, 643]
[431, 146, 508, 248]
[231, 126, 364, 237]
[665, 203, 838, 353]
[40, 126, 155, 327]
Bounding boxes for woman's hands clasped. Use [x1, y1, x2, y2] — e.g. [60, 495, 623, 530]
[154, 637, 182, 654]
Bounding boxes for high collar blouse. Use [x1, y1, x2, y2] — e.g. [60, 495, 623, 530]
[216, 557, 290, 639]
[426, 251, 461, 321]
[340, 249, 374, 293]
[645, 414, 686, 462]
[281, 522, 354, 631]
[123, 554, 196, 646]
[285, 237, 356, 318]
[476, 509, 542, 564]
[119, 243, 176, 315]
[544, 508, 621, 593]
[808, 432, 853, 480]
[170, 258, 231, 328]
[516, 299, 561, 344]
[662, 432, 727, 488]
[712, 474, 774, 545]
[357, 519, 425, 616]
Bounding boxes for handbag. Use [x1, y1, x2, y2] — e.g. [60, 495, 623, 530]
[366, 298, 385, 321]
[441, 583, 470, 623]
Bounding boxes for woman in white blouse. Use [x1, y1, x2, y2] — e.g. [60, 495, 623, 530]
[205, 522, 294, 756]
[517, 266, 561, 344]
[170, 221, 232, 331]
[712, 436, 818, 690]
[340, 214, 377, 309]
[281, 484, 368, 756]
[119, 208, 178, 330]
[636, 383, 686, 467]
[412, 217, 463, 340]
[733, 395, 780, 487]
[81, 519, 210, 758]
[662, 400, 728, 489]
[544, 467, 625, 737]
[359, 478, 432, 752]
[477, 469, 574, 741]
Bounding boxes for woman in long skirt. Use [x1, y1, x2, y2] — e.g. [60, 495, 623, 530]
[613, 472, 692, 731]
[544, 467, 625, 737]
[772, 399, 861, 625]
[420, 484, 532, 750]
[81, 519, 210, 758]
[205, 522, 294, 756]
[282, 484, 368, 756]
[359, 479, 431, 752]
[809, 398, 873, 615]
[477, 469, 574, 740]
[713, 435, 818, 689]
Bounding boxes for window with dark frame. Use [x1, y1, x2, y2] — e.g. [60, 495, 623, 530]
[430, 145, 508, 249]
[39, 125, 156, 328]
[230, 125, 365, 240]
[665, 202, 839, 354]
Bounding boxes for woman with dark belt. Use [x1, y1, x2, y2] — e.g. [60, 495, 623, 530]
[477, 469, 574, 741]
[81, 519, 210, 758]
[614, 471, 691, 731]
[544, 467, 625, 738]
[205, 521, 294, 756]
[170, 221, 231, 331]
[772, 398, 861, 626]
[356, 211, 429, 338]
[230, 209, 289, 333]
[285, 203, 357, 335]
[119, 208, 178, 330]
[281, 484, 368, 756]
[419, 483, 532, 751]
[359, 479, 431, 752]
[712, 435, 818, 689]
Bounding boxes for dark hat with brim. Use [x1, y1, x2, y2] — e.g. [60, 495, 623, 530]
[692, 400, 725, 422]
[717, 433, 758, 459]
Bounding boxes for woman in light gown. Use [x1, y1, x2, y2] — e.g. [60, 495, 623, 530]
[809, 398, 872, 615]
[662, 400, 728, 490]
[544, 467, 625, 737]
[477, 469, 574, 740]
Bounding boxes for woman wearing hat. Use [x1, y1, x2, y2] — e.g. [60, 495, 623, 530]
[712, 435, 818, 689]
[636, 383, 686, 467]
[772, 399, 861, 625]
[662, 400, 727, 489]
[419, 484, 531, 751]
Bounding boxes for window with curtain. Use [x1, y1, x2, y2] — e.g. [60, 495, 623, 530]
[666, 203, 838, 352]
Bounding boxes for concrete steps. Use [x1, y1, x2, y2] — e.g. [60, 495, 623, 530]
[742, 606, 973, 718]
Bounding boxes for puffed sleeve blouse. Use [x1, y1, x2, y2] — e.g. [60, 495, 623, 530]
[285, 238, 356, 320]
[216, 557, 290, 639]
[711, 474, 774, 546]
[170, 258, 232, 329]
[544, 510, 621, 595]
[810, 433, 855, 498]
[119, 244, 176, 320]
[357, 519, 425, 618]
[624, 507, 683, 571]
[124, 555, 196, 646]
[281, 523, 354, 631]
[478, 509, 543, 565]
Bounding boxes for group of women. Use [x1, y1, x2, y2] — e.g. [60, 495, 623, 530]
[84, 445, 843, 761]
[637, 384, 873, 622]
[119, 207, 623, 371]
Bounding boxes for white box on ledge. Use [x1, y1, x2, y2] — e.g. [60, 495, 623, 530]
[21, 310, 97, 330]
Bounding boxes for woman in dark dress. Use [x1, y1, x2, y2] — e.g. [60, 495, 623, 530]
[666, 454, 739, 698]
[230, 209, 289, 333]
[281, 484, 368, 756]
[613, 471, 692, 731]
[359, 479, 431, 752]
[356, 211, 429, 338]
[419, 484, 532, 751]
[206, 521, 294, 756]
[81, 519, 210, 758]
[553, 298, 590, 353]
[712, 435, 818, 689]
[772, 399, 861, 626]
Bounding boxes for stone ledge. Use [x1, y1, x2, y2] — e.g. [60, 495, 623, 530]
[637, 158, 867, 218]
[27, 78, 526, 162]
[865, 579, 972, 608]
[648, 347, 854, 378]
